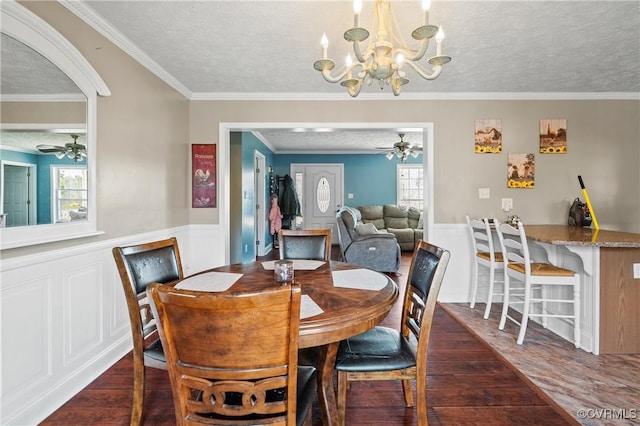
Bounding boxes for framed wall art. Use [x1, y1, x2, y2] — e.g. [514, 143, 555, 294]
[474, 119, 502, 153]
[191, 144, 216, 208]
[507, 153, 535, 189]
[540, 119, 567, 154]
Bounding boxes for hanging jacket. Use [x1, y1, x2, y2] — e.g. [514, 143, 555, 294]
[280, 174, 301, 216]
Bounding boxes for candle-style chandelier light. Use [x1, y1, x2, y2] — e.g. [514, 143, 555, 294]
[313, 0, 451, 97]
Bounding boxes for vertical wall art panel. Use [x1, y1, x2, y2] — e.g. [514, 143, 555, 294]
[474, 119, 502, 153]
[540, 119, 567, 153]
[192, 144, 217, 208]
[507, 153, 535, 188]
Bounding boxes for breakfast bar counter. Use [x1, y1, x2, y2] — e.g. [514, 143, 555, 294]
[524, 225, 640, 355]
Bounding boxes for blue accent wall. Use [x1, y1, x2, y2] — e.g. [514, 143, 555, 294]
[1, 149, 83, 225]
[239, 132, 275, 263]
[272, 153, 421, 208]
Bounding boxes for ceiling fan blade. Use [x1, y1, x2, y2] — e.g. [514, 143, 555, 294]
[36, 144, 65, 153]
[410, 146, 423, 151]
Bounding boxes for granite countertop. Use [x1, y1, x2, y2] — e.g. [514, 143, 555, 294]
[524, 225, 640, 248]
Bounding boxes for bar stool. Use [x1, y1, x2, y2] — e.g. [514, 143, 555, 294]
[495, 219, 581, 347]
[466, 216, 504, 319]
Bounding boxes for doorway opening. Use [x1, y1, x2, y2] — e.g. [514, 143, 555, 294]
[218, 122, 435, 265]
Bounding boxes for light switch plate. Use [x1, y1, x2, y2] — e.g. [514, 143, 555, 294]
[479, 188, 490, 199]
[633, 263, 640, 279]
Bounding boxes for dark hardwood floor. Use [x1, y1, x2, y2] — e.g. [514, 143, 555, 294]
[40, 248, 573, 425]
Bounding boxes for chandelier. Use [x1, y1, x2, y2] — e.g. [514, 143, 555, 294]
[379, 133, 422, 162]
[313, 0, 451, 97]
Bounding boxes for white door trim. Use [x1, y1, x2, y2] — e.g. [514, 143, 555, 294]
[218, 122, 435, 263]
[254, 150, 267, 256]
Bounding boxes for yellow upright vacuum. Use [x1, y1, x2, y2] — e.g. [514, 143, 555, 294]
[578, 175, 599, 230]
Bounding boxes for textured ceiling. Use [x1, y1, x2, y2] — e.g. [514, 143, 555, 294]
[2, 0, 639, 152]
[66, 0, 640, 98]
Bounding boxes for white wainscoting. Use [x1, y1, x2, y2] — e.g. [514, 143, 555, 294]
[0, 223, 472, 425]
[0, 224, 224, 425]
[431, 223, 474, 303]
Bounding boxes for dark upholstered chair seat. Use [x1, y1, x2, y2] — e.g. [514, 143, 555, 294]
[333, 241, 451, 426]
[112, 237, 183, 425]
[143, 338, 165, 363]
[335, 327, 415, 372]
[295, 366, 317, 424]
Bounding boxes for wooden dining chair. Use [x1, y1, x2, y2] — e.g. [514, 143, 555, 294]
[112, 237, 184, 426]
[146, 282, 316, 426]
[278, 228, 332, 261]
[495, 219, 581, 347]
[334, 240, 450, 426]
[466, 215, 504, 319]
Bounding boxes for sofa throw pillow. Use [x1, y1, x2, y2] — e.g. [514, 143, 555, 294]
[355, 222, 379, 235]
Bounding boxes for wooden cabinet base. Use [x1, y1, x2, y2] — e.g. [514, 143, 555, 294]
[599, 247, 640, 354]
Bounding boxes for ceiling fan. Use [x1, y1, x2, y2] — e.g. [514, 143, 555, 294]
[37, 134, 86, 163]
[376, 133, 422, 161]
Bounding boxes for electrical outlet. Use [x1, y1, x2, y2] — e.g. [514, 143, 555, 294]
[633, 263, 640, 279]
[502, 198, 513, 211]
[348, 193, 354, 199]
[478, 188, 490, 199]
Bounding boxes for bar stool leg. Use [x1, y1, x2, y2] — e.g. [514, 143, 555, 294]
[573, 274, 581, 348]
[470, 260, 479, 309]
[483, 266, 495, 319]
[516, 279, 532, 345]
[541, 284, 549, 329]
[498, 273, 510, 330]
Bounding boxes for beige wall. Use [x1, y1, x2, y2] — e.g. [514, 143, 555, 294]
[1, 101, 86, 123]
[190, 99, 640, 231]
[3, 2, 190, 257]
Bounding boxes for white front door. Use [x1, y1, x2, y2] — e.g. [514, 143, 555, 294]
[290, 163, 343, 243]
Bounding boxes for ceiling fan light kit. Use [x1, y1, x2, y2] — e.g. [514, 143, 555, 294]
[314, 0, 451, 97]
[379, 133, 422, 162]
[37, 134, 87, 163]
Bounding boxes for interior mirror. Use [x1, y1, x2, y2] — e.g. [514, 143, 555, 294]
[0, 2, 109, 249]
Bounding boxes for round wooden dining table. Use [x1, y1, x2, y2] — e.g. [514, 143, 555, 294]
[175, 260, 399, 426]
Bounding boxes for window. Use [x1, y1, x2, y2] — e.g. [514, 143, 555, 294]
[52, 166, 88, 223]
[397, 165, 423, 210]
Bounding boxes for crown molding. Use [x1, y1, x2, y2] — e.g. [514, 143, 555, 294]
[59, 0, 192, 99]
[1, 94, 86, 102]
[190, 91, 640, 101]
